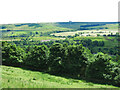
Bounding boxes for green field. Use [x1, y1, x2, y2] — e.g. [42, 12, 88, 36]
[1, 23, 72, 41]
[32, 36, 65, 41]
[1, 65, 118, 88]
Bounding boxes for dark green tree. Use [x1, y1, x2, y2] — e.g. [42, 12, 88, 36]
[2, 41, 24, 66]
[65, 44, 92, 77]
[49, 43, 67, 73]
[26, 45, 49, 70]
[85, 52, 113, 80]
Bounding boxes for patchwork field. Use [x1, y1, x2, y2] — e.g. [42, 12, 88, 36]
[1, 22, 118, 41]
[51, 29, 118, 37]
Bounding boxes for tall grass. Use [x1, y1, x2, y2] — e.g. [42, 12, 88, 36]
[2, 65, 118, 88]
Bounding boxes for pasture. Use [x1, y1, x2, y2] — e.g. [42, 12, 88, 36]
[2, 65, 118, 88]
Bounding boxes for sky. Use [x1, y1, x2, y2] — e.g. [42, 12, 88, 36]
[0, 0, 119, 24]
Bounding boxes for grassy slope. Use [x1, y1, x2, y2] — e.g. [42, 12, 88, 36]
[55, 22, 118, 29]
[0, 23, 72, 32]
[1, 23, 72, 41]
[2, 65, 118, 88]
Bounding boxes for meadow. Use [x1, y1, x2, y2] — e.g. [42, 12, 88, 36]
[2, 65, 118, 88]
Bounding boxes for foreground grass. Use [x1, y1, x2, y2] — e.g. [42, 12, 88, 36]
[1, 65, 119, 88]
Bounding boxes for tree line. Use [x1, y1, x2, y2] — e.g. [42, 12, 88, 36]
[10, 37, 119, 56]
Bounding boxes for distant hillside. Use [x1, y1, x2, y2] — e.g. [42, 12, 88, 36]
[55, 22, 118, 29]
[1, 22, 118, 30]
[0, 22, 118, 41]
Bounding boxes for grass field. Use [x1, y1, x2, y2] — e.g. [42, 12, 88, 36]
[1, 23, 72, 41]
[0, 23, 72, 32]
[32, 36, 65, 41]
[1, 65, 119, 88]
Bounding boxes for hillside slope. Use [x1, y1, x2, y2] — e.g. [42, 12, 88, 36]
[1, 65, 118, 88]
